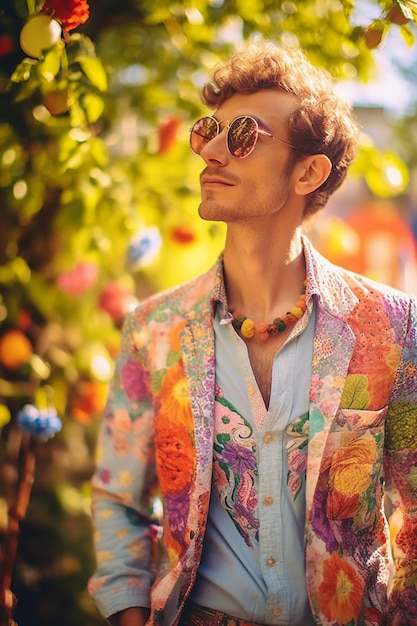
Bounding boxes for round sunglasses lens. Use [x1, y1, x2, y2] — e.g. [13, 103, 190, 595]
[190, 117, 218, 154]
[227, 116, 257, 158]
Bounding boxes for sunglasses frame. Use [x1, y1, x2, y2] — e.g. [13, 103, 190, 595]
[190, 114, 298, 159]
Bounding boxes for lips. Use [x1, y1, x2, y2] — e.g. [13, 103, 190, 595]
[201, 175, 234, 186]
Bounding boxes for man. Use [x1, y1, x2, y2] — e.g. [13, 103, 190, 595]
[88, 39, 417, 626]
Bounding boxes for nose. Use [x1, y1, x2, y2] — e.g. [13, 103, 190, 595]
[199, 126, 229, 165]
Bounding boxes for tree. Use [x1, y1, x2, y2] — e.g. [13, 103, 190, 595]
[0, 1, 416, 624]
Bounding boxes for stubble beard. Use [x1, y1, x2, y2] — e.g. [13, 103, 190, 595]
[198, 197, 229, 222]
[198, 181, 291, 224]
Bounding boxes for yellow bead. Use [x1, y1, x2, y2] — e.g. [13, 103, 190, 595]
[241, 318, 256, 338]
[290, 306, 304, 319]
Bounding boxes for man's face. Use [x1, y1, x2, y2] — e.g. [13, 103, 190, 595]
[196, 89, 302, 225]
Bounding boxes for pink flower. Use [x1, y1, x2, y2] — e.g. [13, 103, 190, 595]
[99, 281, 138, 325]
[121, 359, 151, 401]
[56, 261, 98, 295]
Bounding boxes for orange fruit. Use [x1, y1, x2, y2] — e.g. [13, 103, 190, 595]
[43, 89, 69, 116]
[0, 329, 33, 370]
[72, 380, 108, 424]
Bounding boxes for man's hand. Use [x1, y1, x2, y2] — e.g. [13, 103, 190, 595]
[109, 607, 150, 626]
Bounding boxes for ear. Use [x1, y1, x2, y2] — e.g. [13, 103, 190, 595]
[293, 154, 332, 196]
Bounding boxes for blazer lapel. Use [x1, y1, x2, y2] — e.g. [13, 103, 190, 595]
[180, 313, 216, 493]
[303, 239, 359, 512]
[306, 304, 356, 510]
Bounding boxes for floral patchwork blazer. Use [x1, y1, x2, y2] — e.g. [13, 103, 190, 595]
[89, 237, 417, 626]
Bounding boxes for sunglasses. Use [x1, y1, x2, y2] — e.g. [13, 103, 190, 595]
[190, 115, 298, 159]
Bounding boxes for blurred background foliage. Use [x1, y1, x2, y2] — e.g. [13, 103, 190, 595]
[0, 0, 417, 624]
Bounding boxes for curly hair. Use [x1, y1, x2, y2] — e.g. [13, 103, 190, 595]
[201, 39, 360, 217]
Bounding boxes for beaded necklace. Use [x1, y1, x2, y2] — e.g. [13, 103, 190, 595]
[230, 280, 307, 341]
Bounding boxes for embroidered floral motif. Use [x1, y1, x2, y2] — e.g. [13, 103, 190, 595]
[121, 358, 151, 401]
[327, 431, 381, 526]
[318, 551, 364, 625]
[155, 421, 194, 494]
[213, 386, 259, 547]
[286, 411, 309, 501]
[154, 360, 196, 555]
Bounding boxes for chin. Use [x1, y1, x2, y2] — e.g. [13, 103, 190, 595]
[198, 201, 226, 222]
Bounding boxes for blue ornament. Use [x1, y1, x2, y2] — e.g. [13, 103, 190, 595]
[18, 404, 62, 440]
[126, 227, 162, 271]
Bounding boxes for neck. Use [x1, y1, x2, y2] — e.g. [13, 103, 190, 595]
[223, 226, 306, 322]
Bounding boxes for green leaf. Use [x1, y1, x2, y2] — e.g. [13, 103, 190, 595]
[89, 137, 109, 167]
[386, 401, 417, 450]
[82, 92, 105, 124]
[399, 23, 416, 46]
[77, 57, 108, 92]
[340, 374, 370, 410]
[166, 349, 180, 366]
[39, 47, 62, 82]
[152, 369, 166, 393]
[10, 58, 37, 84]
[0, 257, 31, 285]
[309, 406, 325, 437]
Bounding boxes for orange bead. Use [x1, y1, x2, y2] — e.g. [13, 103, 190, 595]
[283, 313, 297, 326]
[296, 295, 307, 310]
[255, 322, 270, 341]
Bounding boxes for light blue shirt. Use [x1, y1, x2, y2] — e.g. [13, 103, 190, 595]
[190, 302, 316, 626]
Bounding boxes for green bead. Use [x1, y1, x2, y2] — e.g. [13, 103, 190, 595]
[273, 317, 287, 332]
[232, 314, 246, 330]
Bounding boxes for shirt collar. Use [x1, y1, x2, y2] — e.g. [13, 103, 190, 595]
[209, 254, 230, 323]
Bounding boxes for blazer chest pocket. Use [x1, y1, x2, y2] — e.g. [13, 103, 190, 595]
[325, 408, 387, 525]
[330, 406, 388, 433]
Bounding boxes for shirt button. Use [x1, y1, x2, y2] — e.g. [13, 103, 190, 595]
[247, 385, 255, 396]
[264, 495, 274, 505]
[273, 608, 282, 617]
[266, 556, 276, 567]
[263, 432, 273, 444]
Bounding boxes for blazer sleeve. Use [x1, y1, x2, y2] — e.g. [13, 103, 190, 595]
[384, 295, 417, 624]
[88, 310, 159, 619]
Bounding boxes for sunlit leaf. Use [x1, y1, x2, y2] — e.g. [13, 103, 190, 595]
[399, 23, 416, 46]
[82, 92, 105, 124]
[10, 58, 37, 83]
[77, 56, 108, 91]
[39, 46, 62, 81]
[89, 137, 109, 167]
